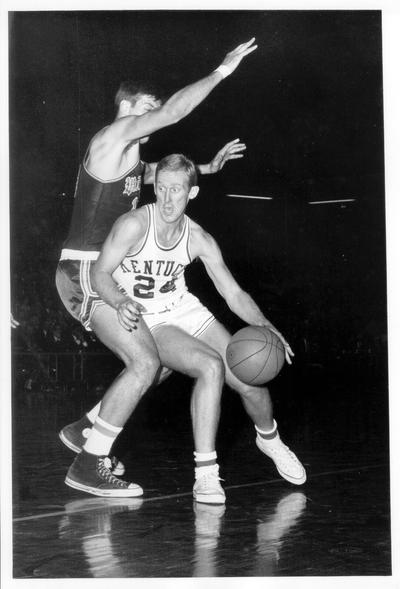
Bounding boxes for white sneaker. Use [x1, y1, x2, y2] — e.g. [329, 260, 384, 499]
[256, 425, 307, 485]
[193, 464, 226, 505]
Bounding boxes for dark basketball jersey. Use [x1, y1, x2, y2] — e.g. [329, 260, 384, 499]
[62, 157, 145, 255]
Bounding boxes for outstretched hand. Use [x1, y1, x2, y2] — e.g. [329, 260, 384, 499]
[219, 38, 258, 75]
[208, 139, 247, 174]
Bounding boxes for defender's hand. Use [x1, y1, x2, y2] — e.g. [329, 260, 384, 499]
[116, 299, 147, 332]
[208, 139, 247, 174]
[219, 38, 258, 75]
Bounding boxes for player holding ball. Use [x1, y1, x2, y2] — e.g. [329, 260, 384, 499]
[66, 154, 306, 503]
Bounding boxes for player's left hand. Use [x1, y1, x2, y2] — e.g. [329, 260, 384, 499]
[208, 138, 247, 173]
[264, 323, 294, 365]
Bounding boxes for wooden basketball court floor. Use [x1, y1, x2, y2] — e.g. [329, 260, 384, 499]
[8, 365, 392, 580]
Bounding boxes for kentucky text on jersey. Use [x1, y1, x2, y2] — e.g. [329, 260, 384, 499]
[119, 259, 185, 279]
[113, 204, 192, 310]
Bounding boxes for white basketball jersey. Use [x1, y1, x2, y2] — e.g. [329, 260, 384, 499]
[112, 204, 192, 313]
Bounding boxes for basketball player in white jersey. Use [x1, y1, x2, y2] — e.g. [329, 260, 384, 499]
[65, 154, 306, 503]
[57, 39, 258, 497]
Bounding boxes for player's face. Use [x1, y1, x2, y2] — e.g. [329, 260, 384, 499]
[155, 170, 198, 223]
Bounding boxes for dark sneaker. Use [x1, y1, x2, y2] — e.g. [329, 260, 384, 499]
[65, 449, 143, 498]
[59, 415, 125, 476]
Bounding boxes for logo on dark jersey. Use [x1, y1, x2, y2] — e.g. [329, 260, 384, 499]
[123, 175, 141, 197]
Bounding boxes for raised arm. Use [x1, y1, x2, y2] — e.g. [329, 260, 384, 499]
[110, 38, 257, 144]
[191, 225, 294, 363]
[91, 212, 147, 331]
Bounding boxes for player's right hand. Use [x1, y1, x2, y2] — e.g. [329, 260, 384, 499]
[271, 329, 294, 365]
[220, 38, 258, 75]
[116, 298, 147, 332]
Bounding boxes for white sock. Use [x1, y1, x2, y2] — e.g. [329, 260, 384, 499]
[83, 416, 122, 456]
[86, 402, 101, 424]
[255, 420, 278, 439]
[194, 450, 217, 466]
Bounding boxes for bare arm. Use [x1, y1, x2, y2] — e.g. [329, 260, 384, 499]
[143, 162, 157, 185]
[143, 139, 247, 185]
[109, 38, 257, 144]
[91, 212, 147, 331]
[191, 225, 294, 363]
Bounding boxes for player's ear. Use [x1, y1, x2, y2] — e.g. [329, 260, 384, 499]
[188, 186, 199, 200]
[119, 99, 132, 116]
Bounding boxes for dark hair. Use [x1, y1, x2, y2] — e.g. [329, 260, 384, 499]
[114, 80, 163, 110]
[155, 154, 198, 189]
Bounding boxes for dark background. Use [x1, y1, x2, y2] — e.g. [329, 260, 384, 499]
[9, 10, 388, 450]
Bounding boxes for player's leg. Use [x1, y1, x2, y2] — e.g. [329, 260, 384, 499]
[81, 365, 172, 424]
[152, 325, 225, 504]
[90, 305, 160, 425]
[199, 321, 274, 427]
[65, 305, 160, 497]
[59, 364, 171, 475]
[199, 321, 306, 485]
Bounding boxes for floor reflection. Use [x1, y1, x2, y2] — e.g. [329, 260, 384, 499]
[58, 497, 144, 577]
[193, 503, 226, 576]
[12, 379, 391, 578]
[51, 490, 308, 577]
[253, 491, 307, 575]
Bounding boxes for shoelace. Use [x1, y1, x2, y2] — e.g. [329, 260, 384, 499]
[197, 471, 224, 489]
[110, 456, 120, 469]
[98, 457, 126, 487]
[268, 442, 299, 465]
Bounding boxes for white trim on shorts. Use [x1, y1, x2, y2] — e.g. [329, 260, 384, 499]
[193, 314, 215, 338]
[60, 249, 100, 261]
[78, 259, 105, 329]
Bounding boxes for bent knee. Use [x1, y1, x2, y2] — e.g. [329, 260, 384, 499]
[124, 350, 160, 380]
[198, 352, 225, 381]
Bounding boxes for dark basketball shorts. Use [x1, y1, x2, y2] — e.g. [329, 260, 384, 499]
[56, 259, 105, 331]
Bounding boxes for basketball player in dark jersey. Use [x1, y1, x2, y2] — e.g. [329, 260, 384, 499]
[56, 38, 257, 496]
[65, 154, 305, 504]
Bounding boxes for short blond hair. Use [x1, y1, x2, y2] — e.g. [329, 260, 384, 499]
[155, 154, 198, 188]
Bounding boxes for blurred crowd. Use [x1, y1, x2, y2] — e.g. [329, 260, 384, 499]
[11, 266, 98, 354]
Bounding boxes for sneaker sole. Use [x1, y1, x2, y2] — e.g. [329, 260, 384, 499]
[193, 493, 226, 505]
[256, 438, 307, 485]
[65, 476, 143, 498]
[59, 430, 81, 454]
[275, 467, 307, 486]
[59, 431, 126, 476]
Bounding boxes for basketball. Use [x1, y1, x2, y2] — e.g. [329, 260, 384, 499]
[226, 326, 285, 385]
